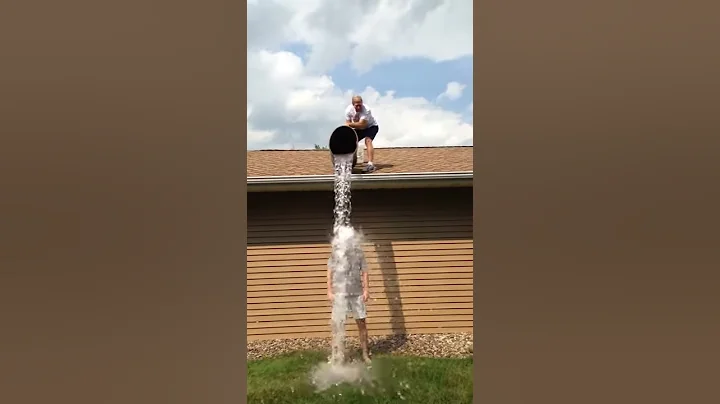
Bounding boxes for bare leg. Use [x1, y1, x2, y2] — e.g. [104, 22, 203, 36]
[364, 137, 374, 164]
[356, 318, 371, 363]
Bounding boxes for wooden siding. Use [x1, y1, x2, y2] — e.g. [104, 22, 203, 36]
[247, 187, 473, 341]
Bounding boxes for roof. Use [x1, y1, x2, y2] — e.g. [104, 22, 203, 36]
[247, 146, 473, 177]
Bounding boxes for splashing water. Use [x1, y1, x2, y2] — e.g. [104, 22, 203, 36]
[311, 361, 373, 392]
[310, 153, 372, 391]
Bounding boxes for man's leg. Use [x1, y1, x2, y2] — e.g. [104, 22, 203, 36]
[363, 126, 378, 172]
[351, 295, 371, 363]
[355, 130, 367, 163]
[355, 319, 371, 362]
[364, 138, 374, 165]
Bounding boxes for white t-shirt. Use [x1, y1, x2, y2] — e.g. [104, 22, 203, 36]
[328, 249, 368, 296]
[344, 104, 378, 128]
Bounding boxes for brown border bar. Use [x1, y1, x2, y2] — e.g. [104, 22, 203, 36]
[0, 1, 247, 403]
[475, 0, 720, 403]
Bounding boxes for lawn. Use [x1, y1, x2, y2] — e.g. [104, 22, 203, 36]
[247, 350, 473, 404]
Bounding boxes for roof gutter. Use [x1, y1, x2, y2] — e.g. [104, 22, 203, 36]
[247, 171, 473, 192]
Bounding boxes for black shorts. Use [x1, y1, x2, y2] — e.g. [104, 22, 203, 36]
[356, 125, 379, 141]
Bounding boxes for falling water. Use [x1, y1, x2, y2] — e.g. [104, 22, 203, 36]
[331, 153, 354, 229]
[310, 152, 373, 391]
[329, 153, 353, 364]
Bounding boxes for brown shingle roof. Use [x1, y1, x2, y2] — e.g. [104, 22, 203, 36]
[247, 146, 472, 177]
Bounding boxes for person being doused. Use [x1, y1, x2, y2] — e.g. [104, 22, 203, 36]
[327, 233, 372, 364]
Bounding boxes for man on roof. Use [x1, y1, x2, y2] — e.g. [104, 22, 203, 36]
[344, 95, 379, 173]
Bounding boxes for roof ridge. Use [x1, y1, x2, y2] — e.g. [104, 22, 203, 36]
[247, 146, 473, 176]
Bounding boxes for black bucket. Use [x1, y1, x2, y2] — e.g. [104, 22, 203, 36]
[328, 126, 358, 155]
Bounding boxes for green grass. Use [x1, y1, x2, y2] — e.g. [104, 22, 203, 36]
[247, 350, 473, 404]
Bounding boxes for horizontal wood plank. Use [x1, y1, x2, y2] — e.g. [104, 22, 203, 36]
[248, 289, 473, 303]
[247, 322, 474, 340]
[248, 232, 472, 245]
[249, 218, 470, 232]
[247, 267, 473, 281]
[248, 260, 473, 273]
[247, 247, 474, 261]
[248, 278, 472, 293]
[247, 295, 473, 310]
[249, 225, 472, 237]
[247, 239, 473, 252]
[247, 272, 473, 286]
[248, 280, 473, 295]
[247, 303, 473, 323]
[247, 315, 474, 331]
[247, 254, 473, 268]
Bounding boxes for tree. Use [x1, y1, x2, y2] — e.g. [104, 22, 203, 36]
[314, 144, 329, 150]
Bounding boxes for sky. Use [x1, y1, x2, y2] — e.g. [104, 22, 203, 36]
[247, 0, 473, 150]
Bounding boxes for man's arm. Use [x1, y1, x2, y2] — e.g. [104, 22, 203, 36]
[348, 108, 372, 129]
[347, 119, 368, 129]
[344, 107, 354, 126]
[361, 254, 370, 300]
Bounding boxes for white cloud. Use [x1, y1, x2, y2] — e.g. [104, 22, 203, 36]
[254, 0, 473, 73]
[437, 81, 467, 101]
[247, 0, 474, 150]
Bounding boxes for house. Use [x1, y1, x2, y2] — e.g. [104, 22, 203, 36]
[247, 146, 473, 341]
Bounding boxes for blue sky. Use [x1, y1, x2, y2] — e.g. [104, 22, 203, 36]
[286, 43, 473, 120]
[246, 0, 473, 149]
[331, 56, 473, 115]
